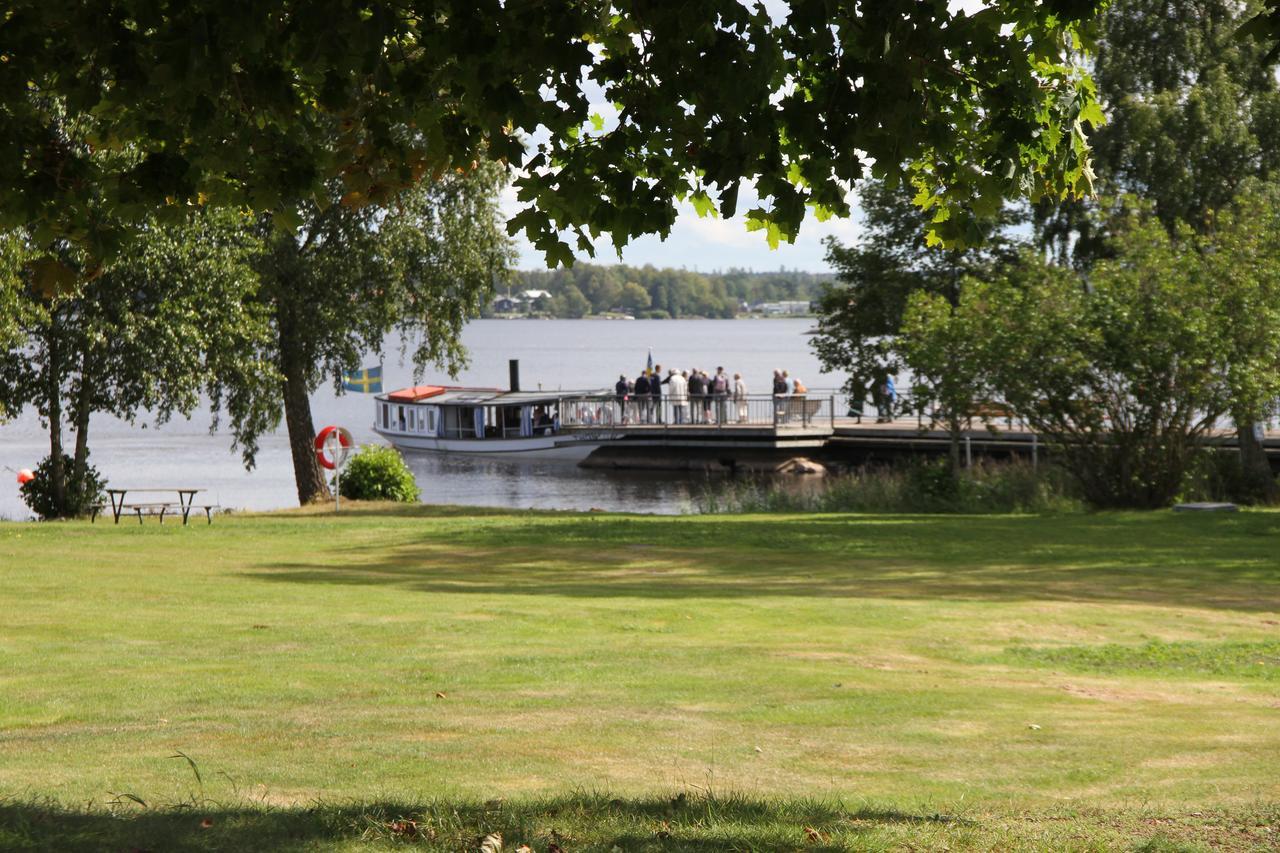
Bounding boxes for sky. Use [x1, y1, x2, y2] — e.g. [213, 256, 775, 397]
[502, 181, 864, 274]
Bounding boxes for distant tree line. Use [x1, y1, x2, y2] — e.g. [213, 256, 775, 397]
[496, 265, 834, 319]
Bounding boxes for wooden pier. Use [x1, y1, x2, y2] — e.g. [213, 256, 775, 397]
[563, 396, 1280, 472]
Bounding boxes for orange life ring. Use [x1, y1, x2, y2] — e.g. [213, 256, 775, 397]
[314, 425, 353, 470]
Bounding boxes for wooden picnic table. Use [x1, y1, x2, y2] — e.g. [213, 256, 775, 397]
[101, 488, 212, 525]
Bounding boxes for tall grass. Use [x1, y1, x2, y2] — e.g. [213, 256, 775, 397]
[696, 459, 1082, 514]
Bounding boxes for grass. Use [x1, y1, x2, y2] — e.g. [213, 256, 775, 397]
[0, 503, 1277, 850]
[1005, 639, 1280, 681]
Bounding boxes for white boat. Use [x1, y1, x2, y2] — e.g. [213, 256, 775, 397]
[373, 384, 617, 462]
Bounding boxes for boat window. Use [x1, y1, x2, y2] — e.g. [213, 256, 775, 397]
[380, 403, 389, 429]
[397, 406, 406, 431]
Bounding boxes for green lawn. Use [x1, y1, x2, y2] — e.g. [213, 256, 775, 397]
[0, 505, 1277, 850]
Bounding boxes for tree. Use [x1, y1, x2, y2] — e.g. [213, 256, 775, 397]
[242, 164, 512, 505]
[618, 282, 651, 314]
[1038, 1, 1280, 262]
[0, 235, 35, 417]
[551, 284, 592, 319]
[898, 290, 993, 473]
[1, 1, 1104, 284]
[1205, 182, 1280, 498]
[1034, 0, 1280, 495]
[974, 207, 1280, 508]
[810, 179, 1025, 402]
[0, 213, 275, 517]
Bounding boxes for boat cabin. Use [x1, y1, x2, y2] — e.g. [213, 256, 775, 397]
[375, 388, 578, 441]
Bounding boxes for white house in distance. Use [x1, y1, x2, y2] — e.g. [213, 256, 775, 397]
[491, 289, 553, 314]
[751, 300, 813, 316]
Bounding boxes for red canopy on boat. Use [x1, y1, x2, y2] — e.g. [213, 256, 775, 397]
[386, 386, 447, 402]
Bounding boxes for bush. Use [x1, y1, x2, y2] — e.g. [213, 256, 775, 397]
[335, 445, 421, 503]
[696, 458, 1080, 515]
[19, 453, 107, 520]
[1178, 448, 1280, 505]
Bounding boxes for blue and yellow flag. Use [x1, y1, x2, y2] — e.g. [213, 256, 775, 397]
[343, 365, 383, 393]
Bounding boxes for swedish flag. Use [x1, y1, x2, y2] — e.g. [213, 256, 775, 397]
[343, 365, 383, 393]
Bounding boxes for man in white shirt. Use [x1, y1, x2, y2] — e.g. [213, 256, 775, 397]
[666, 368, 689, 424]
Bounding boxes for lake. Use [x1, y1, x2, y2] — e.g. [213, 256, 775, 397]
[0, 318, 846, 520]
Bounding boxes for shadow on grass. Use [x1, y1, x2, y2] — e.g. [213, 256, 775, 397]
[0, 793, 970, 852]
[243, 510, 1280, 612]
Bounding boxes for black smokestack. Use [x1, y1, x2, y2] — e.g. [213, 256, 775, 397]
[509, 359, 520, 392]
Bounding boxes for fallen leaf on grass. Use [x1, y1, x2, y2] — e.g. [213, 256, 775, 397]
[199, 818, 214, 829]
[804, 826, 826, 843]
[515, 845, 532, 853]
[547, 843, 565, 853]
[435, 691, 447, 699]
[1027, 724, 1042, 730]
[480, 831, 503, 853]
[387, 819, 417, 838]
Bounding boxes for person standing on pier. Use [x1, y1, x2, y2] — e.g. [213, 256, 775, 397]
[875, 373, 896, 423]
[772, 369, 787, 422]
[711, 366, 731, 424]
[651, 363, 665, 423]
[733, 372, 748, 423]
[699, 369, 714, 423]
[615, 374, 631, 423]
[667, 368, 689, 424]
[634, 370, 651, 423]
[688, 369, 707, 424]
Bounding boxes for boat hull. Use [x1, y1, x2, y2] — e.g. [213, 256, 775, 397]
[374, 426, 601, 462]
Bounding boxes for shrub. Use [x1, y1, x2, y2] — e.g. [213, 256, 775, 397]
[1178, 448, 1280, 505]
[335, 445, 421, 503]
[19, 453, 107, 520]
[696, 458, 1080, 515]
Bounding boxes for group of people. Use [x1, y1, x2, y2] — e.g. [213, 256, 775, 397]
[614, 365, 808, 426]
[847, 374, 897, 422]
[615, 365, 746, 424]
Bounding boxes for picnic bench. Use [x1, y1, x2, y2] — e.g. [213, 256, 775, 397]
[973, 401, 1017, 426]
[93, 488, 220, 525]
[778, 396, 826, 426]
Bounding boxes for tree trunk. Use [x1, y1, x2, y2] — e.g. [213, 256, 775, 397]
[1236, 416, 1279, 503]
[277, 305, 330, 505]
[72, 349, 92, 487]
[45, 314, 66, 514]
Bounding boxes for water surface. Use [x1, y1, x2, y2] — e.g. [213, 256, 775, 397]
[0, 318, 843, 519]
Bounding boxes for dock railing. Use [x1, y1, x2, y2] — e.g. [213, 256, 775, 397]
[827, 389, 1044, 433]
[558, 393, 835, 432]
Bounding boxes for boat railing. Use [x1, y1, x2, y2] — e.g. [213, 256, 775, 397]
[557, 393, 836, 432]
[556, 395, 624, 439]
